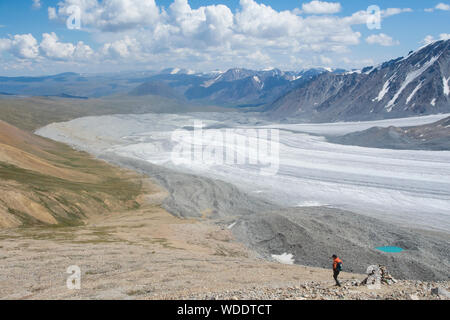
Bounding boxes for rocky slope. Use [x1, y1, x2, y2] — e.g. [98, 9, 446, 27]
[232, 207, 450, 281]
[328, 116, 450, 150]
[93, 155, 450, 282]
[266, 40, 450, 122]
[168, 281, 450, 300]
[1, 193, 448, 300]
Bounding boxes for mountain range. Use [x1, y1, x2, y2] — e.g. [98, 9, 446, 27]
[0, 67, 339, 107]
[183, 68, 339, 107]
[0, 39, 448, 121]
[265, 40, 450, 122]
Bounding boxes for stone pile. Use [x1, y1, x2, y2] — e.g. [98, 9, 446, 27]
[360, 265, 398, 287]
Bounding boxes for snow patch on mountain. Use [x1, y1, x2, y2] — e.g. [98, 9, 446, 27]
[407, 81, 424, 104]
[272, 253, 295, 265]
[364, 67, 375, 74]
[202, 76, 221, 88]
[373, 76, 393, 102]
[444, 77, 449, 96]
[345, 69, 361, 75]
[386, 54, 441, 112]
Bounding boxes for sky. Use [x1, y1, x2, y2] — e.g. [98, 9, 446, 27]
[0, 0, 449, 76]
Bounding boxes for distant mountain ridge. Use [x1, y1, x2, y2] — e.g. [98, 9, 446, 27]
[183, 68, 339, 107]
[266, 40, 450, 122]
[328, 116, 450, 150]
[4, 40, 449, 121]
[129, 81, 185, 100]
[0, 67, 340, 107]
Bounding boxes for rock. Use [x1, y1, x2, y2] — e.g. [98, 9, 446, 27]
[431, 287, 450, 298]
[409, 294, 419, 300]
[361, 264, 398, 287]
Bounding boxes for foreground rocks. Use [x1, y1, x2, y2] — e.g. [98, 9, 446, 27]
[0, 187, 448, 300]
[163, 281, 450, 300]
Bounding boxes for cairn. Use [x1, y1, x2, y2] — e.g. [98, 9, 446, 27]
[360, 265, 398, 286]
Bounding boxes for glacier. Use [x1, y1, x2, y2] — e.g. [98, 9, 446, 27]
[36, 112, 450, 232]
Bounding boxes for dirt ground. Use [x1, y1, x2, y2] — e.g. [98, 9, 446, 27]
[1, 184, 448, 300]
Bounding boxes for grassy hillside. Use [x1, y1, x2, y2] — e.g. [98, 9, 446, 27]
[0, 119, 145, 228]
[0, 93, 225, 228]
[0, 95, 225, 131]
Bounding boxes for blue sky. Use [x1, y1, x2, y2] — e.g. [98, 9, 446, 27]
[0, 0, 449, 75]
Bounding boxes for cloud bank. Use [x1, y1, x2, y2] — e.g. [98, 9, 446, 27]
[1, 0, 414, 72]
[366, 33, 399, 47]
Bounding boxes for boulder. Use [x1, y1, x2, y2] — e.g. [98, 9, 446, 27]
[431, 287, 450, 298]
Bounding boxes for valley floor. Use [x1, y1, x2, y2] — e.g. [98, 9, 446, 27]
[0, 184, 448, 300]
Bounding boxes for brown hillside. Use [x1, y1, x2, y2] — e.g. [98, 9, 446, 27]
[0, 120, 145, 228]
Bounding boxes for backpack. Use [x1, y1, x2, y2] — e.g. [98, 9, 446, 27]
[336, 261, 343, 271]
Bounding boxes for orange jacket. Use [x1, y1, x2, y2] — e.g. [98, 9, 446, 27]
[333, 257, 343, 270]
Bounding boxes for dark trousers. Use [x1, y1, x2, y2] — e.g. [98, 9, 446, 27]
[333, 270, 341, 286]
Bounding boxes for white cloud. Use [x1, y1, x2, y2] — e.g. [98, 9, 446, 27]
[168, 0, 234, 45]
[0, 33, 93, 62]
[40, 33, 76, 60]
[90, 0, 364, 69]
[48, 7, 57, 20]
[341, 7, 412, 25]
[3, 0, 414, 72]
[1, 34, 40, 59]
[235, 0, 304, 38]
[40, 32, 93, 61]
[302, 1, 342, 15]
[49, 0, 161, 32]
[425, 3, 450, 12]
[0, 39, 11, 52]
[382, 8, 413, 17]
[32, 0, 41, 9]
[320, 55, 332, 65]
[366, 33, 399, 46]
[423, 35, 435, 45]
[101, 36, 140, 59]
[423, 33, 450, 45]
[436, 3, 450, 11]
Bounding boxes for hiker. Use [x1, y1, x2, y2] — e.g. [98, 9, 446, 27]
[332, 254, 343, 287]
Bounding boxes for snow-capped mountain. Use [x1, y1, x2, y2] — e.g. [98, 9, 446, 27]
[266, 40, 450, 122]
[183, 68, 333, 107]
[160, 68, 196, 75]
